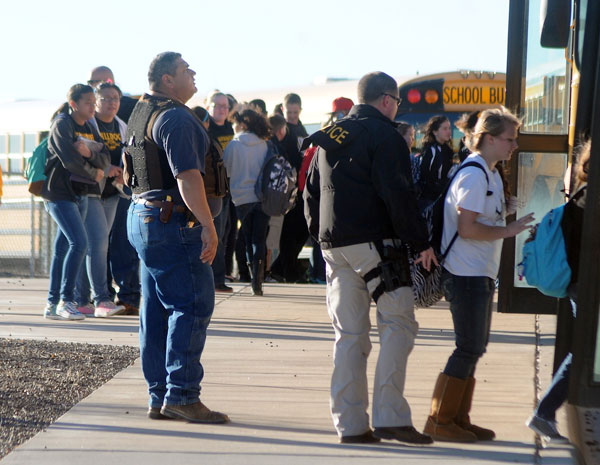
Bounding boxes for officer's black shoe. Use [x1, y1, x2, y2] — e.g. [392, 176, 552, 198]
[340, 429, 381, 444]
[373, 426, 433, 445]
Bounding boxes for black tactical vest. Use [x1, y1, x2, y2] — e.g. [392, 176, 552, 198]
[123, 94, 178, 194]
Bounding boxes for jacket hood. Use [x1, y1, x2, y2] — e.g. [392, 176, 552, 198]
[236, 132, 265, 146]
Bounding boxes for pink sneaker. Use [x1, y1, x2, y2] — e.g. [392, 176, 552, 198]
[77, 303, 95, 316]
[94, 301, 125, 318]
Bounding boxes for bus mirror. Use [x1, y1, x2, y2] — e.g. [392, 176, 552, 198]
[540, 0, 571, 48]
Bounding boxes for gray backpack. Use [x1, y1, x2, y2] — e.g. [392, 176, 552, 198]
[255, 141, 298, 216]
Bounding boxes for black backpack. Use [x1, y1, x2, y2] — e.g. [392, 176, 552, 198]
[425, 160, 492, 257]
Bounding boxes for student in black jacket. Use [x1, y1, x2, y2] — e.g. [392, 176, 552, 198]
[418, 115, 455, 207]
[42, 84, 110, 321]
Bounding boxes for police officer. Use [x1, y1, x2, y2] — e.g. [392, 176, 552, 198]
[125, 52, 228, 423]
[304, 71, 437, 444]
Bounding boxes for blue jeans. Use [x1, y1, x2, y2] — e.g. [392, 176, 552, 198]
[235, 202, 269, 266]
[108, 196, 140, 307]
[128, 202, 215, 408]
[210, 193, 230, 286]
[46, 197, 89, 304]
[535, 352, 572, 421]
[441, 270, 495, 379]
[76, 195, 119, 305]
[535, 299, 576, 421]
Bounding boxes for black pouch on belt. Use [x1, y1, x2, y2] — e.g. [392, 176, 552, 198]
[159, 201, 174, 223]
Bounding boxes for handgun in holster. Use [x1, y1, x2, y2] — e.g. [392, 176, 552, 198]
[159, 196, 174, 224]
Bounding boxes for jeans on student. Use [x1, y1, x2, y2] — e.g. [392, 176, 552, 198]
[235, 202, 270, 265]
[535, 352, 572, 421]
[535, 299, 576, 421]
[76, 195, 119, 305]
[210, 193, 230, 286]
[108, 196, 140, 307]
[441, 270, 495, 379]
[46, 197, 89, 304]
[128, 202, 215, 408]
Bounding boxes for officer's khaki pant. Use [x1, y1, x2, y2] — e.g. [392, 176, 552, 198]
[322, 241, 418, 437]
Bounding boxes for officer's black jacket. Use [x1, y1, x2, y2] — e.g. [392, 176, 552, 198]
[303, 104, 429, 252]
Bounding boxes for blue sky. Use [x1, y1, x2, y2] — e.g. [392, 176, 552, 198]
[2, 0, 509, 102]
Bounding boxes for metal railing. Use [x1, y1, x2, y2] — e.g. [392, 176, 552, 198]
[1, 131, 55, 277]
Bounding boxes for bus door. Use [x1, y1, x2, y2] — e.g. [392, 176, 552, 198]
[503, 1, 600, 460]
[499, 0, 571, 320]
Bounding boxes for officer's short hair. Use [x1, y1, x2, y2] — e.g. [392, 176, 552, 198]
[357, 72, 398, 105]
[148, 52, 182, 91]
[284, 93, 302, 107]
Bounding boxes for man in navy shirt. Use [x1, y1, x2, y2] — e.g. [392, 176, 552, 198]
[127, 52, 228, 424]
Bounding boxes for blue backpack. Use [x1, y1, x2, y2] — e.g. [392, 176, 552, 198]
[24, 137, 49, 196]
[519, 204, 571, 298]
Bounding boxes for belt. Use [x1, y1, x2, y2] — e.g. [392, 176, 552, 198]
[135, 199, 187, 213]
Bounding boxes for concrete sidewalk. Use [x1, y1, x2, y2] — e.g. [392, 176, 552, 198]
[0, 278, 578, 464]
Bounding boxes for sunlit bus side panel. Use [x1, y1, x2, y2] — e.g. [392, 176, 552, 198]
[443, 80, 506, 110]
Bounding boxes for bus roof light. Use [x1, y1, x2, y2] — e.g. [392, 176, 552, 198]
[425, 89, 439, 104]
[407, 88, 421, 104]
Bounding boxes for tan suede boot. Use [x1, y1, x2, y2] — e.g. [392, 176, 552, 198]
[423, 373, 478, 442]
[455, 377, 496, 440]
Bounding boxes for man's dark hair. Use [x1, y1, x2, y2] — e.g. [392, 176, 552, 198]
[284, 93, 302, 107]
[148, 52, 182, 91]
[268, 114, 287, 133]
[357, 72, 398, 104]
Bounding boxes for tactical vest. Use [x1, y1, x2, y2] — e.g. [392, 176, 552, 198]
[123, 94, 228, 198]
[123, 94, 178, 195]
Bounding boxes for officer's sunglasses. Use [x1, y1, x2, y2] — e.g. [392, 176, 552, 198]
[382, 93, 402, 106]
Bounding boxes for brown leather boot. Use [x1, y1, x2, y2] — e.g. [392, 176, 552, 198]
[455, 377, 496, 440]
[423, 373, 477, 442]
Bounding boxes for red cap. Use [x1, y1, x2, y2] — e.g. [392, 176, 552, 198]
[332, 97, 354, 113]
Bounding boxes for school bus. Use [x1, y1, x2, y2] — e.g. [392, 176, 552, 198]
[395, 70, 506, 150]
[500, 0, 600, 461]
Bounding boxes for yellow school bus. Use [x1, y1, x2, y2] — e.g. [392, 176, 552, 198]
[395, 70, 506, 150]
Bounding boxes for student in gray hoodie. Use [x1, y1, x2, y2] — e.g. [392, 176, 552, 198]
[223, 108, 270, 295]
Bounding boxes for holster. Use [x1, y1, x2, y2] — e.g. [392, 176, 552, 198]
[363, 242, 412, 303]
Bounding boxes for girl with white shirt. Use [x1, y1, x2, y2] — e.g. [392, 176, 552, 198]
[423, 108, 535, 443]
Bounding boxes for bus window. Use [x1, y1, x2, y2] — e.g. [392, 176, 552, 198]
[521, 0, 571, 135]
[514, 151, 567, 287]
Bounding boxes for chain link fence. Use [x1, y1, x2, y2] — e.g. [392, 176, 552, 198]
[1, 132, 55, 277]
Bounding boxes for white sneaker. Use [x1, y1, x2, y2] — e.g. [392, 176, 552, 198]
[43, 302, 60, 320]
[94, 301, 125, 318]
[57, 301, 85, 320]
[526, 414, 569, 444]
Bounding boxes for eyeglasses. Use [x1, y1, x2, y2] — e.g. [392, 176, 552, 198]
[98, 97, 120, 103]
[211, 103, 229, 110]
[87, 78, 114, 86]
[382, 93, 402, 106]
